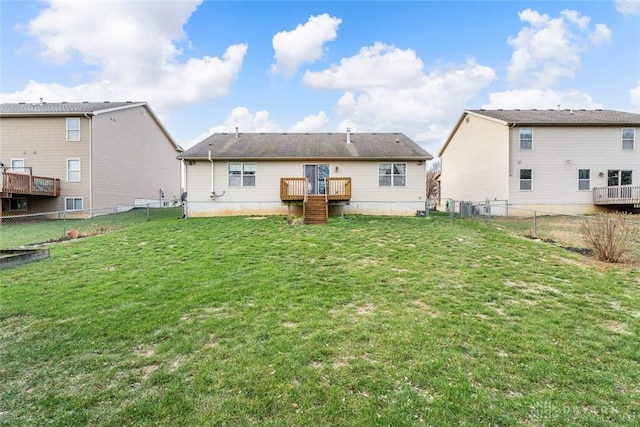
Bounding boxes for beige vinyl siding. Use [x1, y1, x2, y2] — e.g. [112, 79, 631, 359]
[184, 159, 426, 216]
[91, 106, 181, 209]
[0, 116, 91, 212]
[440, 113, 509, 203]
[508, 126, 639, 206]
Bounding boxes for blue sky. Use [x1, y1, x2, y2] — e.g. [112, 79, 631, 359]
[1, 0, 639, 156]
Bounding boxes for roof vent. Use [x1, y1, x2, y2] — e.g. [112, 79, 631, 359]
[235, 126, 239, 138]
[346, 127, 352, 144]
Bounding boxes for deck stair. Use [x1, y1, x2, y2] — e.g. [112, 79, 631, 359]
[304, 195, 328, 224]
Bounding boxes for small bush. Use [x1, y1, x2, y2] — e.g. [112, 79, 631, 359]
[579, 212, 639, 263]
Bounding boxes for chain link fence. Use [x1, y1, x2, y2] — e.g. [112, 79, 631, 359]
[440, 198, 640, 264]
[0, 203, 184, 249]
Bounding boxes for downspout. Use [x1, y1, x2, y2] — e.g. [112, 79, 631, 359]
[209, 150, 214, 193]
[209, 148, 225, 198]
[508, 122, 516, 177]
[85, 113, 93, 215]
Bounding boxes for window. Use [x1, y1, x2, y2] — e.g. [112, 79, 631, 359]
[608, 170, 633, 186]
[66, 118, 80, 141]
[519, 169, 532, 190]
[622, 128, 635, 150]
[578, 169, 590, 190]
[10, 197, 27, 211]
[11, 159, 25, 173]
[67, 159, 81, 182]
[228, 163, 256, 187]
[379, 163, 406, 187]
[65, 197, 83, 211]
[520, 128, 533, 150]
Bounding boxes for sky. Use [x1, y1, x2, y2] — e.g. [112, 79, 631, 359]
[1, 0, 639, 157]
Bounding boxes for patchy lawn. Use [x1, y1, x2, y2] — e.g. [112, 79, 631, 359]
[1, 216, 638, 426]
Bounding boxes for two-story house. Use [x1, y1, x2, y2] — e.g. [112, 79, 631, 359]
[1, 101, 182, 217]
[438, 109, 640, 215]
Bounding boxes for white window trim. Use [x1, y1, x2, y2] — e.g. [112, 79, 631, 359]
[622, 128, 635, 150]
[378, 162, 407, 187]
[65, 197, 83, 211]
[11, 158, 25, 173]
[66, 117, 81, 141]
[67, 158, 81, 182]
[519, 128, 533, 150]
[227, 162, 257, 187]
[577, 169, 591, 191]
[519, 169, 532, 191]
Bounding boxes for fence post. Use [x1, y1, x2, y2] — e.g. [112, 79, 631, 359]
[533, 211, 537, 238]
[63, 210, 67, 237]
[146, 203, 150, 221]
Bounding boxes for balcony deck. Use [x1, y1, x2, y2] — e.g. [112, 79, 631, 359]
[280, 177, 352, 202]
[593, 185, 640, 206]
[1, 172, 61, 197]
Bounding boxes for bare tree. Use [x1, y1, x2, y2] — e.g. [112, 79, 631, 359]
[426, 158, 441, 204]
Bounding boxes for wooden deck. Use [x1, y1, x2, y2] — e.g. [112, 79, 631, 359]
[1, 172, 60, 197]
[593, 185, 640, 206]
[280, 177, 352, 201]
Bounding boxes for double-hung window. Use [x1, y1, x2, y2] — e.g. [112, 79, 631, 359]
[11, 159, 25, 173]
[65, 197, 83, 211]
[519, 169, 532, 190]
[67, 159, 81, 182]
[228, 163, 256, 187]
[66, 118, 80, 141]
[379, 163, 406, 187]
[578, 169, 590, 190]
[622, 128, 635, 150]
[608, 170, 633, 186]
[519, 128, 532, 150]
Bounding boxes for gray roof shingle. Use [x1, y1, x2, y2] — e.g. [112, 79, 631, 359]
[468, 109, 640, 125]
[0, 101, 145, 115]
[179, 132, 432, 160]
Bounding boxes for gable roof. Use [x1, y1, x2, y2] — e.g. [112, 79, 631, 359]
[439, 108, 640, 157]
[467, 109, 640, 126]
[179, 132, 432, 161]
[1, 101, 182, 152]
[0, 101, 145, 115]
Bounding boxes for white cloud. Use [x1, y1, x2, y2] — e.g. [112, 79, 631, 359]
[631, 81, 640, 111]
[590, 23, 612, 46]
[616, 0, 640, 15]
[1, 0, 247, 114]
[288, 111, 329, 132]
[312, 49, 497, 155]
[303, 43, 424, 90]
[484, 88, 602, 110]
[271, 13, 342, 77]
[506, 8, 611, 89]
[187, 106, 280, 148]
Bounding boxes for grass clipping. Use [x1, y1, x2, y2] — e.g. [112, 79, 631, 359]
[580, 212, 639, 263]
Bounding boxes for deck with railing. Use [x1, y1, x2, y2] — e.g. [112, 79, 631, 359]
[1, 172, 61, 197]
[593, 185, 640, 205]
[280, 177, 352, 202]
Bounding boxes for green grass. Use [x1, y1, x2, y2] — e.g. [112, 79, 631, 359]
[0, 207, 182, 249]
[1, 215, 639, 426]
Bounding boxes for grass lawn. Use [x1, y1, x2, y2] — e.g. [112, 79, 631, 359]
[1, 215, 639, 426]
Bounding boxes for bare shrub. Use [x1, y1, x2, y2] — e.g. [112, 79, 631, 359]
[579, 212, 639, 263]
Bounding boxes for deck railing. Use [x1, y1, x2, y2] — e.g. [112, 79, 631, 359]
[593, 185, 640, 205]
[280, 177, 352, 201]
[1, 172, 60, 197]
[326, 177, 352, 201]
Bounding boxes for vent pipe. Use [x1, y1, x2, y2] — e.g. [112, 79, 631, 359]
[235, 126, 239, 138]
[346, 127, 352, 144]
